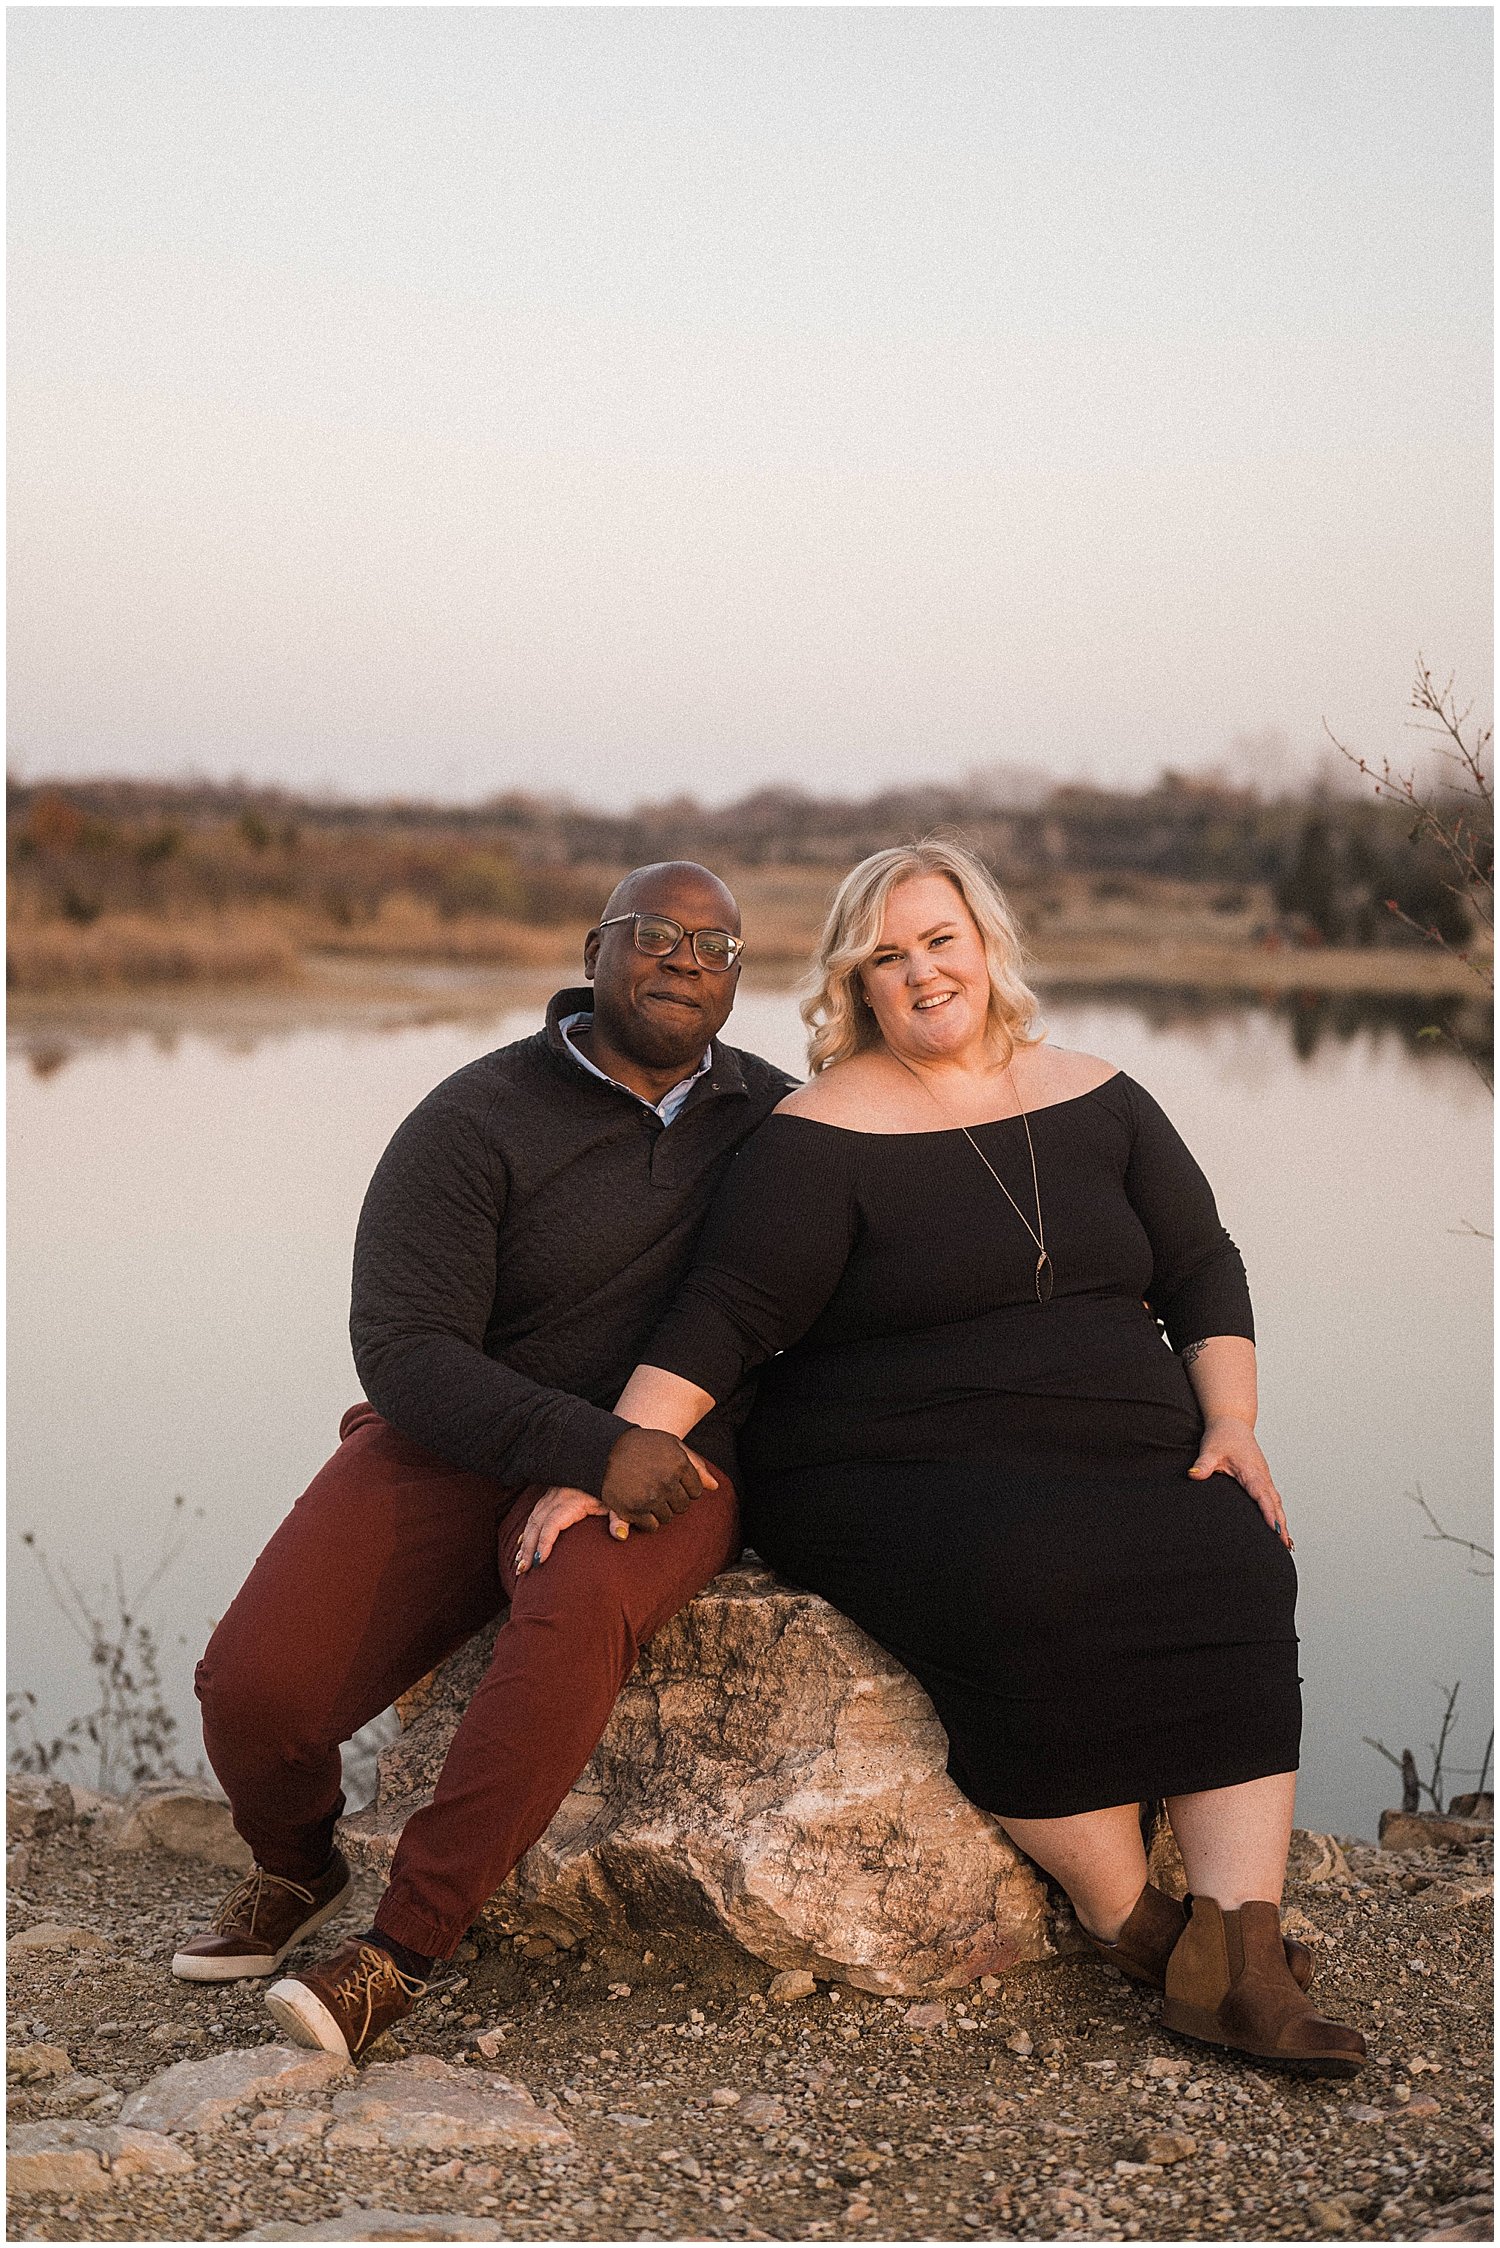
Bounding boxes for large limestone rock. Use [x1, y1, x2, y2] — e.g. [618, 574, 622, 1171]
[342, 1556, 1050, 1994]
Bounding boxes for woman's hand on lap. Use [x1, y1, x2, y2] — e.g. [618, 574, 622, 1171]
[1190, 1417, 1293, 1550]
[513, 1487, 610, 1574]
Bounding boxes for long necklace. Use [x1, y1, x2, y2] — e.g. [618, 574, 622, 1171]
[895, 1053, 1053, 1303]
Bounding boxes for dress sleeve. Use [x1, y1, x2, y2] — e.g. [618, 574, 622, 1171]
[641, 1118, 860, 1402]
[1122, 1077, 1255, 1350]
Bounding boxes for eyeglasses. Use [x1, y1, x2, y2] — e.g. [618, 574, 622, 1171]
[597, 913, 744, 972]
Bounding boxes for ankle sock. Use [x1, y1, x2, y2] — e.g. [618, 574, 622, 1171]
[365, 1929, 434, 1983]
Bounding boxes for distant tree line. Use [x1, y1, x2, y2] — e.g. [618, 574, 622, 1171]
[5, 768, 1484, 949]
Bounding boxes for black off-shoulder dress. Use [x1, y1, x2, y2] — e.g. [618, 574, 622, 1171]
[643, 1071, 1300, 1819]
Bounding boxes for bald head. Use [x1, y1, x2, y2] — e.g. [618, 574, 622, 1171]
[602, 860, 741, 934]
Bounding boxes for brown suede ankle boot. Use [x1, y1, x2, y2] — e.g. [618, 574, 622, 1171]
[1161, 1896, 1366, 2075]
[1082, 1883, 1313, 1993]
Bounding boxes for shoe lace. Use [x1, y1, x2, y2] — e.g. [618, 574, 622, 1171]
[328, 1942, 427, 2044]
[211, 1865, 316, 1937]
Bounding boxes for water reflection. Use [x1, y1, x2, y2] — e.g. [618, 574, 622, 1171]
[13, 974, 1491, 1079]
[1042, 980, 1493, 1066]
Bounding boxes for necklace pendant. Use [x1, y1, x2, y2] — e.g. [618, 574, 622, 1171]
[1035, 1252, 1054, 1304]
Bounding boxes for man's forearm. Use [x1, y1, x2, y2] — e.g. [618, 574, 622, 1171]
[355, 1329, 632, 1496]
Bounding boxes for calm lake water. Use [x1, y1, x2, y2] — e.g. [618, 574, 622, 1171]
[8, 978, 1492, 1840]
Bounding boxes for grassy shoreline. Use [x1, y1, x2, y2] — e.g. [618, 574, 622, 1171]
[8, 859, 1490, 1003]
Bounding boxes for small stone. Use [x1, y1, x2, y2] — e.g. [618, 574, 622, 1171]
[1310, 2196, 1358, 2232]
[846, 2198, 874, 2221]
[1346, 2104, 1387, 2125]
[253, 2105, 331, 2155]
[607, 1981, 632, 1998]
[6, 1776, 75, 1839]
[120, 2044, 351, 2134]
[327, 2055, 574, 2153]
[710, 2088, 740, 2107]
[676, 2155, 703, 2178]
[40, 2073, 115, 2110]
[1141, 2131, 1197, 2165]
[323, 2122, 383, 2151]
[1433, 1878, 1494, 1907]
[473, 2030, 506, 2059]
[111, 1785, 253, 1871]
[7, 2042, 73, 2084]
[605, 2112, 656, 2131]
[7, 2121, 194, 2197]
[8, 1921, 108, 1955]
[1145, 2057, 1188, 2078]
[1377, 1810, 1493, 1855]
[243, 2216, 507, 2241]
[105, 2128, 199, 2181]
[1005, 2031, 1034, 2057]
[1426, 2198, 1499, 2243]
[1300, 1834, 1351, 1884]
[769, 1969, 817, 2003]
[904, 2001, 947, 2030]
[1404, 2095, 1442, 2119]
[6, 2129, 110, 2198]
[1114, 2160, 1158, 2176]
[978, 1975, 1002, 1994]
[737, 2094, 786, 2130]
[68, 1784, 121, 1823]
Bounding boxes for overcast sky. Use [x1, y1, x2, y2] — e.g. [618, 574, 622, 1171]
[8, 7, 1492, 808]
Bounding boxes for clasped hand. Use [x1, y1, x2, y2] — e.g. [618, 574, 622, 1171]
[513, 1427, 718, 1575]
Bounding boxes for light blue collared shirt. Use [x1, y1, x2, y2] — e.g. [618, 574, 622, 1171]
[558, 1011, 712, 1126]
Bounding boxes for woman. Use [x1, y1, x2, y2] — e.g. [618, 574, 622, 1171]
[524, 839, 1365, 2072]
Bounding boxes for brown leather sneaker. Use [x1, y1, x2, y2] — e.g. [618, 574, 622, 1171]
[1161, 1895, 1366, 2076]
[1081, 1881, 1313, 1993]
[265, 1938, 428, 2062]
[171, 1851, 353, 1983]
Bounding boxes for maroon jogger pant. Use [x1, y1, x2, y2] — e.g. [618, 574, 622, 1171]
[195, 1403, 741, 1960]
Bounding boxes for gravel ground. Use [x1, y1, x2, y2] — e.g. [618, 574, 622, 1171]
[6, 1816, 1492, 2244]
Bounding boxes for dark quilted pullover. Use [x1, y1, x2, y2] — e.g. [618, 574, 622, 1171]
[350, 987, 795, 1497]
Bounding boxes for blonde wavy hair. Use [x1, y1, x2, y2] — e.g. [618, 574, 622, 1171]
[800, 838, 1044, 1075]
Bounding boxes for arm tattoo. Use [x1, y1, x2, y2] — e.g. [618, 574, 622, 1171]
[1178, 1338, 1209, 1369]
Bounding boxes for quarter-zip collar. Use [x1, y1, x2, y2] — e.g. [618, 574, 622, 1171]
[542, 987, 749, 1117]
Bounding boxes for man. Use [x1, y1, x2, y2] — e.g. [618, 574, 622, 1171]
[177, 862, 794, 2061]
